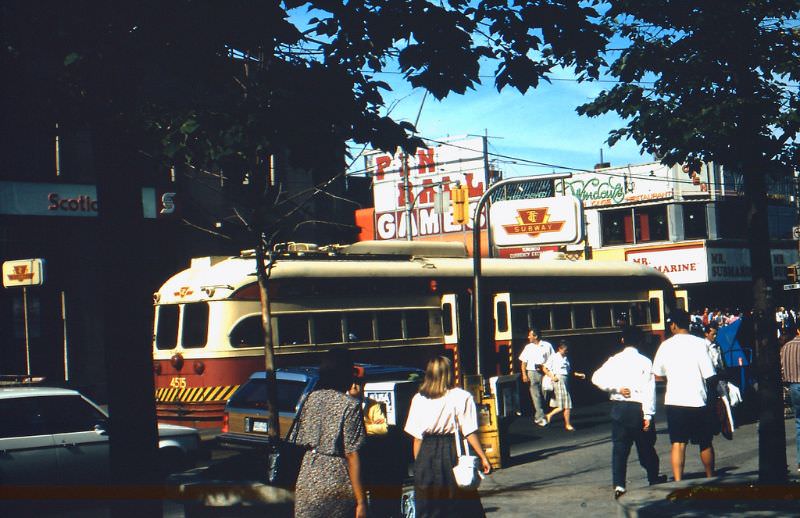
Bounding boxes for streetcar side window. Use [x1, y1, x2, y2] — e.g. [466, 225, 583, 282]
[573, 304, 592, 329]
[612, 303, 629, 326]
[346, 311, 374, 342]
[594, 304, 612, 328]
[377, 311, 403, 340]
[552, 305, 571, 330]
[314, 313, 343, 344]
[531, 307, 551, 331]
[182, 302, 209, 348]
[229, 315, 265, 348]
[155, 305, 179, 350]
[405, 309, 431, 338]
[277, 314, 310, 346]
[630, 302, 651, 325]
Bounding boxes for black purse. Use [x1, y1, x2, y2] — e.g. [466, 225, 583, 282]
[267, 406, 307, 489]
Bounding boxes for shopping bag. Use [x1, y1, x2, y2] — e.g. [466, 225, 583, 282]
[542, 375, 554, 392]
[452, 410, 483, 490]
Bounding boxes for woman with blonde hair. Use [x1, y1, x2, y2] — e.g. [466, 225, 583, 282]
[404, 356, 491, 517]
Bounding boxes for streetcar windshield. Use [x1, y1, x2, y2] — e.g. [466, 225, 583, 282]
[155, 305, 178, 350]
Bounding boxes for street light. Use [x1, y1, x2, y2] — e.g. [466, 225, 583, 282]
[471, 173, 572, 388]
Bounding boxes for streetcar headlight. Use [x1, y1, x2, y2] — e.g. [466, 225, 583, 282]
[193, 361, 205, 375]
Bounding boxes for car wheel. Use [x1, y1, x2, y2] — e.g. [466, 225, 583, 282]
[400, 482, 415, 518]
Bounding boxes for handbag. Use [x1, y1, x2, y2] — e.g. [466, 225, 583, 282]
[451, 409, 483, 490]
[267, 401, 308, 489]
[542, 374, 554, 392]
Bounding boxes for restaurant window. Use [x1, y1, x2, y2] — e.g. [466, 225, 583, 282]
[683, 203, 708, 239]
[601, 205, 669, 245]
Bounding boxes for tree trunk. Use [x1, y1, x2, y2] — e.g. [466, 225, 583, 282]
[744, 168, 788, 483]
[95, 127, 161, 516]
[255, 228, 279, 441]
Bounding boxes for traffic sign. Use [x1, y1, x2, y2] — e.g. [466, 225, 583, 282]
[784, 283, 800, 291]
[793, 225, 800, 239]
[2, 259, 45, 288]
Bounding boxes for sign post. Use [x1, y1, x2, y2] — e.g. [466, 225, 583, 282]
[471, 174, 572, 385]
[3, 259, 46, 376]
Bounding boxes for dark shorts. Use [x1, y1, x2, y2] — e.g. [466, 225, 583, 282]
[666, 405, 714, 448]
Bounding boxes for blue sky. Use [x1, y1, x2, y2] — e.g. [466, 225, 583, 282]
[366, 68, 652, 177]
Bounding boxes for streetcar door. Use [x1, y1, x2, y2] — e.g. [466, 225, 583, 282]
[493, 293, 513, 375]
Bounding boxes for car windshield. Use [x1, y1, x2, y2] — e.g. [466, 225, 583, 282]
[228, 378, 307, 414]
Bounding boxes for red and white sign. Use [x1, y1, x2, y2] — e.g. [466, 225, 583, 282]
[3, 259, 46, 288]
[366, 137, 487, 240]
[490, 197, 583, 247]
[625, 244, 707, 284]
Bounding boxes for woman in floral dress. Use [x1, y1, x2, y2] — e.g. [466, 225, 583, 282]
[294, 349, 367, 518]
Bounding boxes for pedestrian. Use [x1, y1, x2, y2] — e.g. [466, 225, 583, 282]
[294, 349, 368, 518]
[780, 326, 800, 473]
[349, 378, 388, 436]
[652, 308, 717, 481]
[704, 323, 724, 374]
[592, 326, 667, 499]
[543, 340, 585, 431]
[519, 328, 555, 427]
[404, 356, 492, 518]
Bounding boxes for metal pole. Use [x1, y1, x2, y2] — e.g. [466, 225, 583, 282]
[62, 291, 69, 381]
[22, 287, 31, 376]
[472, 173, 572, 383]
[404, 153, 413, 241]
[483, 135, 494, 258]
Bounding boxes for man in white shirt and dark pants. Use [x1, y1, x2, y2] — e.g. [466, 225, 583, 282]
[593, 326, 665, 499]
[519, 328, 555, 427]
[652, 308, 717, 482]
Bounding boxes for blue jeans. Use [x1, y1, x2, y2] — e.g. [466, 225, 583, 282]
[791, 384, 800, 467]
[528, 370, 545, 421]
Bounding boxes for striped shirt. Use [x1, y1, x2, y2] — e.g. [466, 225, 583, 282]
[781, 336, 800, 383]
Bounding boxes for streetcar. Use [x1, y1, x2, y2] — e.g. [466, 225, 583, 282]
[152, 240, 679, 428]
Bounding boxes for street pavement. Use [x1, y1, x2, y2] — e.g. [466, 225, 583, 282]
[25, 399, 800, 517]
[481, 400, 799, 517]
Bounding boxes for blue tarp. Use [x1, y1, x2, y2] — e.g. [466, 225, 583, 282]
[715, 319, 754, 392]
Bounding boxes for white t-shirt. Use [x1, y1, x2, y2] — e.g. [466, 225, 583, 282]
[547, 352, 570, 376]
[403, 387, 479, 440]
[652, 333, 715, 407]
[519, 340, 555, 369]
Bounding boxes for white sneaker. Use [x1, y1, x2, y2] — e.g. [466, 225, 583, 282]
[614, 486, 626, 499]
[535, 418, 548, 427]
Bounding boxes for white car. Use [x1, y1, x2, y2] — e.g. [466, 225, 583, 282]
[0, 385, 200, 485]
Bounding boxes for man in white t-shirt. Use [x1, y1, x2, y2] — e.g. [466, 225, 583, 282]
[519, 328, 555, 427]
[652, 308, 717, 481]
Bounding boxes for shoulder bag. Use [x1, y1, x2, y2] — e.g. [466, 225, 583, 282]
[267, 396, 309, 489]
[451, 407, 483, 490]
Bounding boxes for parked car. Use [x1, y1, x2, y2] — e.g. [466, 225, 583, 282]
[219, 364, 422, 446]
[0, 382, 200, 487]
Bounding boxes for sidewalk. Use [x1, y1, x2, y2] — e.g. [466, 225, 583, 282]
[479, 404, 799, 517]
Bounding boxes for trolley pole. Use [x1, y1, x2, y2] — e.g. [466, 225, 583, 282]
[471, 173, 572, 387]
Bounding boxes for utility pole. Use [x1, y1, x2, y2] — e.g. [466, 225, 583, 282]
[404, 153, 413, 241]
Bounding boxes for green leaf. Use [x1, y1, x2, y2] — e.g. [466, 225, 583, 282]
[180, 119, 200, 135]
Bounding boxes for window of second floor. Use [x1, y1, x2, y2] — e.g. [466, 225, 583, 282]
[601, 205, 669, 246]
